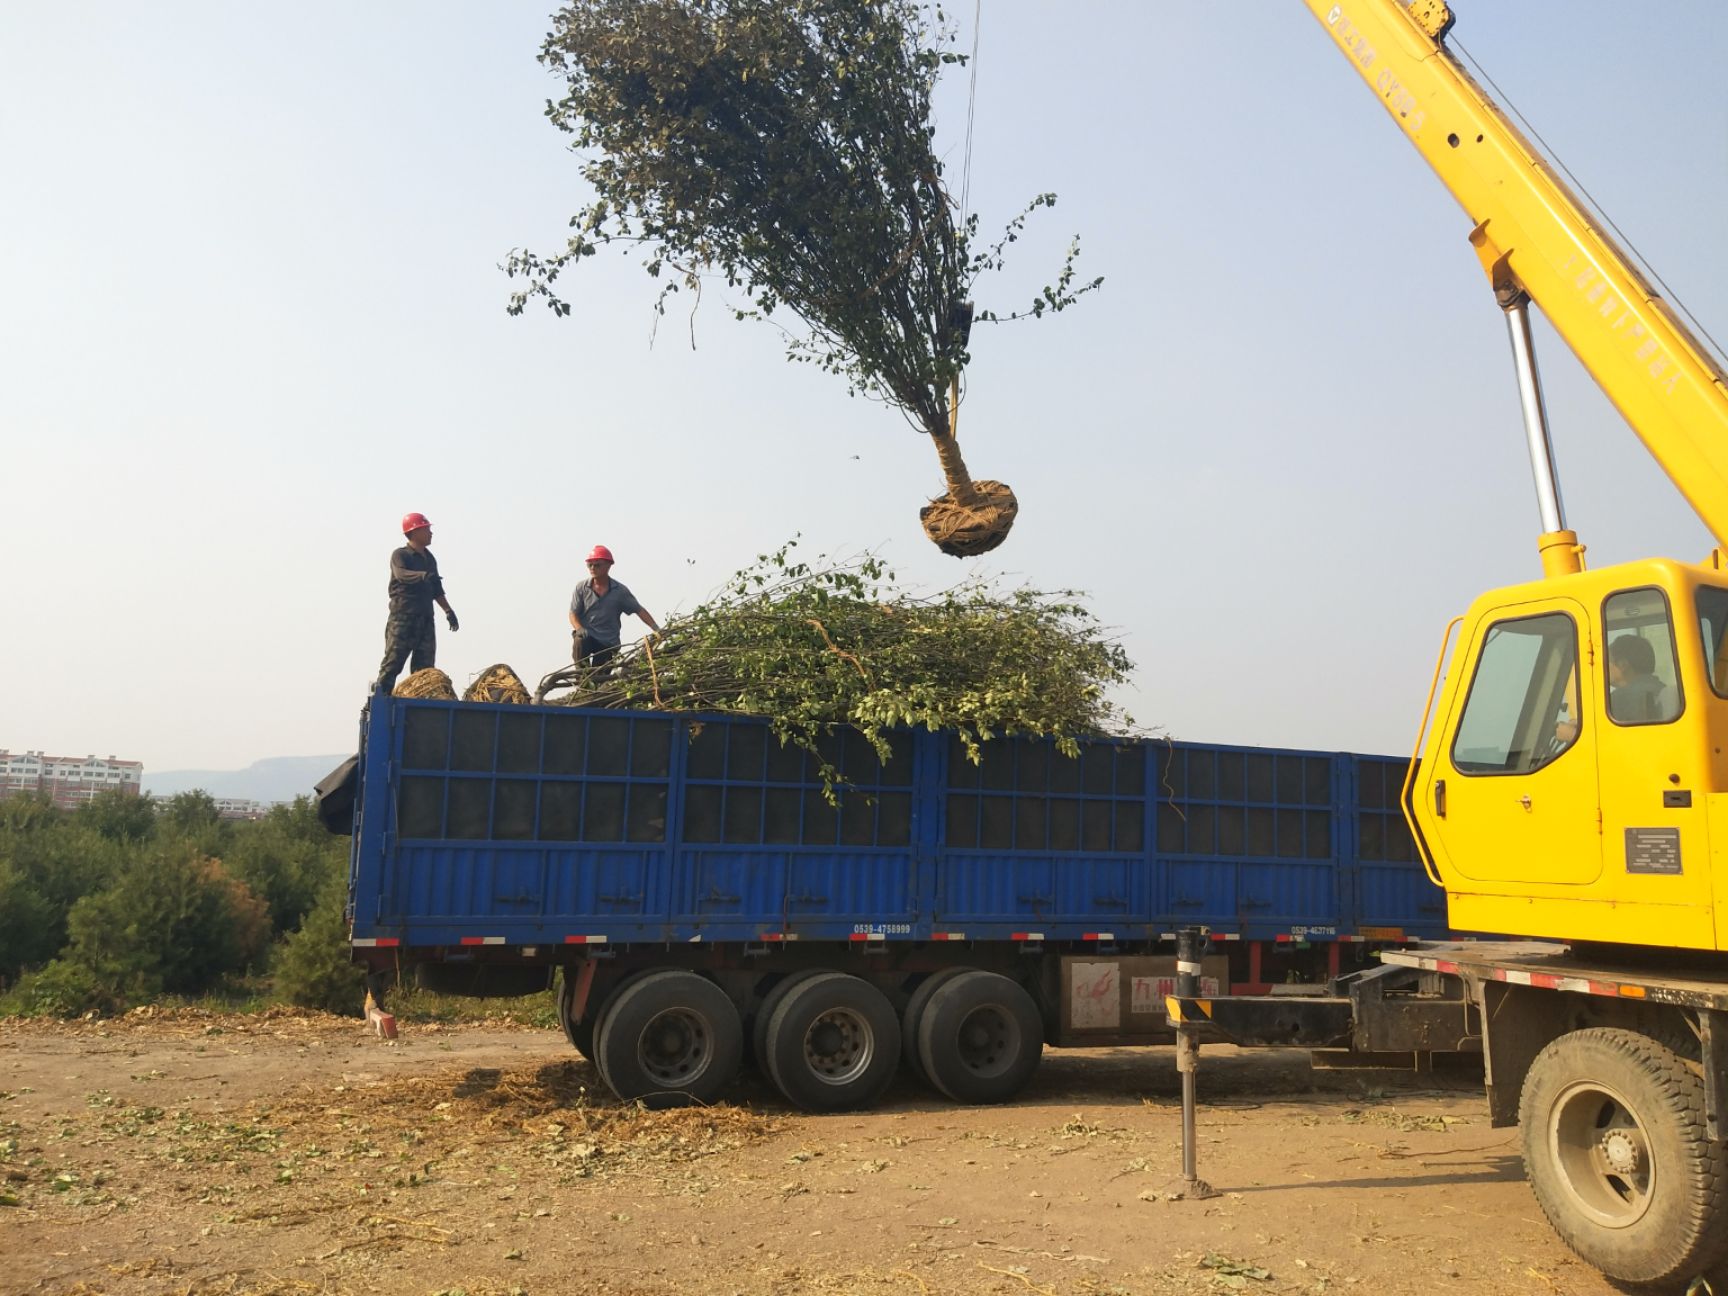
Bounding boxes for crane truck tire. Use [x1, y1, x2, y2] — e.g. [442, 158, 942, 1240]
[1519, 1027, 1728, 1287]
[591, 970, 743, 1109]
[762, 971, 901, 1111]
[916, 970, 1043, 1105]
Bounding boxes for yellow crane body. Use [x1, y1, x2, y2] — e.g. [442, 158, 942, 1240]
[1303, 2, 1728, 949]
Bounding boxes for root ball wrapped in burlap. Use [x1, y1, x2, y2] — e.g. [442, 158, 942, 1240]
[393, 668, 456, 701]
[463, 664, 531, 705]
[920, 480, 1018, 558]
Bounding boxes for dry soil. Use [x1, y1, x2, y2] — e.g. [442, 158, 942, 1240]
[0, 1010, 1618, 1296]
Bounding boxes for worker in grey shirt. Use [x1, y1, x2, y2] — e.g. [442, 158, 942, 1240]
[569, 543, 660, 668]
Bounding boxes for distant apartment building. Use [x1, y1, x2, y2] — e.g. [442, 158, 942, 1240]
[212, 797, 269, 821]
[0, 750, 144, 810]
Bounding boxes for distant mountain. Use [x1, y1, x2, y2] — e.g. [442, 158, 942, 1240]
[143, 755, 350, 804]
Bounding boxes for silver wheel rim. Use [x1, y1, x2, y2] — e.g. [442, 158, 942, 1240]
[803, 1007, 874, 1086]
[636, 1007, 712, 1086]
[955, 1005, 1019, 1079]
[1548, 1078, 1655, 1229]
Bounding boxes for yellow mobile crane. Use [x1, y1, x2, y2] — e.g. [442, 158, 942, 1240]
[1319, 0, 1728, 955]
[1167, 2, 1728, 1286]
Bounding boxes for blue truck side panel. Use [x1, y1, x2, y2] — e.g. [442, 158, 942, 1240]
[349, 699, 1445, 948]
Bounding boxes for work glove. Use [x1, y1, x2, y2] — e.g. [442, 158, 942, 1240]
[446, 611, 460, 632]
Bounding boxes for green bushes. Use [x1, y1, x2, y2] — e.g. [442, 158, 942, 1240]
[61, 846, 271, 1008]
[272, 871, 366, 1014]
[0, 792, 351, 1018]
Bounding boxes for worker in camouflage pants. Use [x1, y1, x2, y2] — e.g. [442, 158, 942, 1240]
[373, 511, 459, 694]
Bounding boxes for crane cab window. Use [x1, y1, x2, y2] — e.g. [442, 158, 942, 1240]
[1696, 587, 1728, 698]
[1603, 589, 1682, 725]
[1452, 613, 1579, 775]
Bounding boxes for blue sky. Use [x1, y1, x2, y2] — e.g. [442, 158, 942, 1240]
[4, 3, 1726, 774]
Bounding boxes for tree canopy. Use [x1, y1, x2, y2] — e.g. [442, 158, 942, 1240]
[506, 0, 1100, 556]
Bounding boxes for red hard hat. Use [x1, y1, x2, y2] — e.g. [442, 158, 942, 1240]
[587, 544, 615, 564]
[401, 512, 433, 535]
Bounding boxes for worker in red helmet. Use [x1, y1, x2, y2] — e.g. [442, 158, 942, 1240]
[569, 543, 659, 670]
[372, 512, 460, 694]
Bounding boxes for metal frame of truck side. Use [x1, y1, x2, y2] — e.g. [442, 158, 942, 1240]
[347, 696, 1447, 955]
[344, 696, 1457, 1109]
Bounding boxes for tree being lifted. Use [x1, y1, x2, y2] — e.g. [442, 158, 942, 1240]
[534, 542, 1133, 762]
[506, 0, 1100, 557]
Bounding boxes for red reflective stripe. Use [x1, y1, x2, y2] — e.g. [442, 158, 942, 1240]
[373, 937, 400, 948]
[563, 935, 608, 945]
[460, 937, 486, 946]
[1010, 932, 1044, 942]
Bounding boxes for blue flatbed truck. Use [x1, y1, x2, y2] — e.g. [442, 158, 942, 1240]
[346, 695, 1448, 1110]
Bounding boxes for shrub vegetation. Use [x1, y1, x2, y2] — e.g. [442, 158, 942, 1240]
[0, 792, 351, 1018]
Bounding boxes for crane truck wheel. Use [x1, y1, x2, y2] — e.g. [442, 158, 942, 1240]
[900, 968, 971, 1087]
[1519, 1027, 1728, 1287]
[762, 971, 901, 1112]
[916, 970, 1043, 1105]
[592, 970, 743, 1110]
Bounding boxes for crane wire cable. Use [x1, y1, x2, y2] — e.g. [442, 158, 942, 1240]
[959, 0, 982, 232]
[949, 0, 981, 428]
[1453, 37, 1728, 373]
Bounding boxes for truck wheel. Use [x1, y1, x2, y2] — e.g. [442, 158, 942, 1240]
[762, 971, 900, 1112]
[751, 970, 826, 1073]
[917, 970, 1042, 1105]
[592, 970, 743, 1110]
[1519, 1027, 1728, 1286]
[556, 969, 611, 1060]
[901, 968, 970, 1086]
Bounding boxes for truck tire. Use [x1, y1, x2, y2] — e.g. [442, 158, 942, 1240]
[762, 971, 900, 1112]
[556, 969, 612, 1060]
[592, 970, 743, 1109]
[901, 968, 970, 1087]
[1519, 1027, 1728, 1287]
[751, 970, 826, 1073]
[916, 970, 1042, 1105]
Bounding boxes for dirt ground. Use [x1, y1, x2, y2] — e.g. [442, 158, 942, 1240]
[0, 1011, 1619, 1296]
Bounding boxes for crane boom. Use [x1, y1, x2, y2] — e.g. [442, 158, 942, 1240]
[1305, 0, 1728, 549]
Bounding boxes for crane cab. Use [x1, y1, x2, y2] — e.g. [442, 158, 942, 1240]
[1411, 557, 1728, 951]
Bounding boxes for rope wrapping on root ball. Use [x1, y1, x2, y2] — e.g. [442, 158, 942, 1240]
[463, 663, 531, 705]
[920, 479, 1018, 557]
[393, 668, 456, 701]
